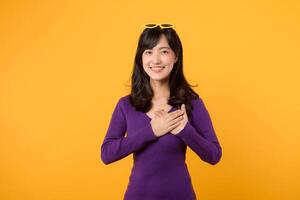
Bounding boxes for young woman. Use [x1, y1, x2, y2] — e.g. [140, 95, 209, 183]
[101, 24, 222, 200]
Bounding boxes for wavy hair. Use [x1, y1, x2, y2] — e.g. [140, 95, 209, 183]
[129, 26, 199, 119]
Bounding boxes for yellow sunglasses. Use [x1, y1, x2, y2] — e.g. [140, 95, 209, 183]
[142, 23, 176, 29]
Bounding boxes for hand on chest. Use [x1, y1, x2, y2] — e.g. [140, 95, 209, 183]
[146, 104, 173, 119]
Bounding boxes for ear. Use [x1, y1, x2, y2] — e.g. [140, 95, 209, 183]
[174, 56, 178, 63]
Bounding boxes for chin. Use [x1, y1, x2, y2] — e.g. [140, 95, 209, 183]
[149, 75, 170, 82]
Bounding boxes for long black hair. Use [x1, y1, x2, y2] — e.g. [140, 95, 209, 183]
[129, 26, 199, 119]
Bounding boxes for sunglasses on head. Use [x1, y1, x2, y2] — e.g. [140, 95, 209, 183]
[143, 23, 176, 29]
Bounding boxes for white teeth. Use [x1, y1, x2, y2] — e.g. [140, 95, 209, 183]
[150, 66, 165, 68]
[150, 66, 165, 73]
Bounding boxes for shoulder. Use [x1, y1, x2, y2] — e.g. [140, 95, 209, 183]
[118, 94, 130, 105]
[191, 96, 204, 107]
[190, 96, 209, 116]
[115, 94, 131, 113]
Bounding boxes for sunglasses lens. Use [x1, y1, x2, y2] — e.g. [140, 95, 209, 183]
[144, 24, 174, 29]
[161, 24, 173, 27]
[145, 24, 157, 28]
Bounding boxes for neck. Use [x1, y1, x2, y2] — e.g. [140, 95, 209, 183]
[150, 78, 170, 102]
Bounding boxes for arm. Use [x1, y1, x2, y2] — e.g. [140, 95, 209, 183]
[100, 97, 158, 165]
[176, 98, 222, 165]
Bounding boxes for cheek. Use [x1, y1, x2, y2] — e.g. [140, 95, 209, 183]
[142, 59, 150, 71]
[142, 57, 149, 66]
[165, 59, 175, 67]
[164, 56, 176, 64]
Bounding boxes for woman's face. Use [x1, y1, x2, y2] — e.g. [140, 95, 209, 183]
[142, 34, 177, 82]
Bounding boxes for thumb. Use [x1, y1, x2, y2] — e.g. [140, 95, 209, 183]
[181, 104, 186, 112]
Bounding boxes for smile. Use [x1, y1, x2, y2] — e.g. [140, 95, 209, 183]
[150, 66, 165, 73]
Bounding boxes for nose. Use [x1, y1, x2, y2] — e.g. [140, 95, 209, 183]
[151, 52, 161, 65]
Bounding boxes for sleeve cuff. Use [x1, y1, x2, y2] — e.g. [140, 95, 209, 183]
[175, 121, 194, 139]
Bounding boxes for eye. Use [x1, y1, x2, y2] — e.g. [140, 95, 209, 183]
[162, 50, 169, 54]
[144, 50, 152, 55]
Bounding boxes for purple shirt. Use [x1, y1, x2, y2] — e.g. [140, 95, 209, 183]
[101, 95, 222, 200]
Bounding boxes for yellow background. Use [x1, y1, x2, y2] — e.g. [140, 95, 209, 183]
[1, 0, 299, 199]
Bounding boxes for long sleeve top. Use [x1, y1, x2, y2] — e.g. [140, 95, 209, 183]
[100, 94, 222, 200]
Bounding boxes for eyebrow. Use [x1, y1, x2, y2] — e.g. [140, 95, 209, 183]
[146, 47, 171, 50]
[158, 47, 171, 50]
[145, 47, 171, 51]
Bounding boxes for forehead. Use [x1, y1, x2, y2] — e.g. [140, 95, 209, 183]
[152, 34, 170, 49]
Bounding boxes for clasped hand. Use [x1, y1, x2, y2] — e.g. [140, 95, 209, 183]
[150, 104, 188, 137]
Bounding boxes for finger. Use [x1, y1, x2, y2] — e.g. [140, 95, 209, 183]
[181, 104, 186, 113]
[168, 114, 184, 126]
[154, 110, 163, 117]
[155, 109, 168, 117]
[168, 111, 184, 122]
[161, 110, 168, 116]
[181, 104, 188, 118]
[166, 110, 184, 121]
[167, 120, 182, 132]
[167, 112, 184, 126]
[158, 110, 168, 116]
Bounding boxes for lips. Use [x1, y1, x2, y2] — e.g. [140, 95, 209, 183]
[150, 66, 165, 69]
[150, 66, 165, 73]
